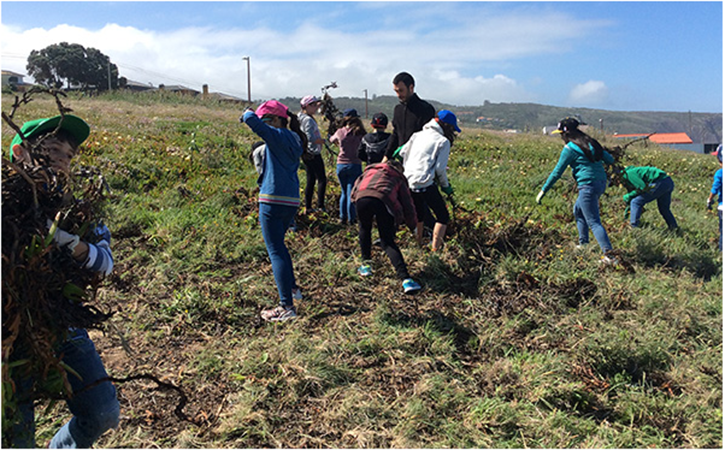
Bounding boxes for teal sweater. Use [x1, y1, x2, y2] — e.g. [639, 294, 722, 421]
[621, 166, 668, 204]
[542, 142, 614, 193]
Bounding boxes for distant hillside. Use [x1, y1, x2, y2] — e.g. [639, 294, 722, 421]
[279, 95, 722, 144]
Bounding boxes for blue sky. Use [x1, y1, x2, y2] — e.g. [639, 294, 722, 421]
[1, 1, 722, 112]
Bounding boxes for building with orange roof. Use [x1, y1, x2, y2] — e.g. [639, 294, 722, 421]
[612, 132, 706, 153]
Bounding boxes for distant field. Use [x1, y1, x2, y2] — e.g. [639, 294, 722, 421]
[3, 92, 721, 448]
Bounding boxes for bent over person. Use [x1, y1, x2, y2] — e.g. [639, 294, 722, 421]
[620, 165, 679, 230]
[351, 160, 422, 294]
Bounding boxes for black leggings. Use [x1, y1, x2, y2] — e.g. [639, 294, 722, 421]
[412, 185, 450, 225]
[303, 154, 327, 209]
[356, 197, 410, 280]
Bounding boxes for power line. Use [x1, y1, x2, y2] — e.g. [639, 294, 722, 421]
[114, 60, 247, 99]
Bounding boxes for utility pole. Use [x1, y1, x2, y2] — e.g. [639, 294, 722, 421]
[363, 89, 368, 118]
[243, 56, 251, 103]
[107, 62, 112, 91]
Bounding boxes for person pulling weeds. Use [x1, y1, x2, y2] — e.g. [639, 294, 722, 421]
[351, 159, 422, 294]
[241, 100, 308, 322]
[4, 114, 120, 447]
[620, 165, 679, 230]
[536, 117, 618, 264]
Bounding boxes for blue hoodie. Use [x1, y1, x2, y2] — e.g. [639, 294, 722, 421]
[542, 142, 614, 193]
[243, 110, 303, 207]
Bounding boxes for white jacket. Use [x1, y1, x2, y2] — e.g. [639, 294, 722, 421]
[400, 118, 450, 191]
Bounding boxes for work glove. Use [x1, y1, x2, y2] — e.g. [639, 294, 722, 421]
[391, 145, 404, 162]
[536, 190, 545, 205]
[46, 219, 81, 252]
[707, 198, 714, 210]
[441, 185, 454, 196]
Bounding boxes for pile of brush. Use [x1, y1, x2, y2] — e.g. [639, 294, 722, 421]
[2, 158, 112, 407]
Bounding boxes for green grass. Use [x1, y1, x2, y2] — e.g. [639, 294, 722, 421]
[2, 92, 721, 448]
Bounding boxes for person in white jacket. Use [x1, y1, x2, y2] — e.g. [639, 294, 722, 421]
[398, 110, 460, 251]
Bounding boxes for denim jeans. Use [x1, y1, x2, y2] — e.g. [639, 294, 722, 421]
[718, 209, 722, 250]
[11, 328, 120, 448]
[259, 202, 298, 307]
[336, 164, 362, 222]
[574, 180, 613, 253]
[629, 176, 678, 229]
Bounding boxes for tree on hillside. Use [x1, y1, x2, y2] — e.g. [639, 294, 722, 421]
[26, 42, 119, 91]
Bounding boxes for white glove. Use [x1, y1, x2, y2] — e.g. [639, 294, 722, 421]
[536, 190, 545, 205]
[47, 219, 80, 252]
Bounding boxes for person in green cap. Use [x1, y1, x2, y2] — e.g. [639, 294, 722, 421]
[6, 114, 120, 448]
[620, 165, 679, 230]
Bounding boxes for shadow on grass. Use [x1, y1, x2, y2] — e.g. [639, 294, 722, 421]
[631, 239, 720, 281]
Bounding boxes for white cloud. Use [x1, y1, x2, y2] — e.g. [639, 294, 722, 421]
[568, 80, 610, 106]
[0, 9, 607, 106]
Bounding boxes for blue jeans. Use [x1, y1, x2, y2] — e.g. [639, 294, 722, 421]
[574, 180, 613, 253]
[718, 209, 722, 250]
[629, 176, 678, 229]
[259, 202, 298, 307]
[336, 164, 362, 222]
[11, 328, 120, 448]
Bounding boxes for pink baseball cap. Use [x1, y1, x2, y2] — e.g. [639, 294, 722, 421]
[255, 100, 289, 119]
[300, 95, 321, 107]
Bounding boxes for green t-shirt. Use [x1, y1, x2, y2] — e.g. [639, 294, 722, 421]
[621, 166, 668, 203]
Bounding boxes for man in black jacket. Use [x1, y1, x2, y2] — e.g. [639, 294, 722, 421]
[385, 72, 436, 159]
[385, 72, 438, 231]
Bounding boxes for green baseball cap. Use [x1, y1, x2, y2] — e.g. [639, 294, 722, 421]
[9, 114, 90, 161]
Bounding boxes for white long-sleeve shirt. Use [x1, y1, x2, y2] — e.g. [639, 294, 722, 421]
[399, 118, 450, 191]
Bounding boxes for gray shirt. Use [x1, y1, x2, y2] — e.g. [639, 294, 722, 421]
[298, 112, 323, 155]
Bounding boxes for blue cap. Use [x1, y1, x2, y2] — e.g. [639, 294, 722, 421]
[437, 110, 461, 132]
[343, 108, 359, 118]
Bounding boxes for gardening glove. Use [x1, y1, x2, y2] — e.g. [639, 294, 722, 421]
[391, 145, 404, 162]
[441, 185, 454, 196]
[46, 219, 80, 252]
[535, 190, 545, 205]
[707, 198, 714, 210]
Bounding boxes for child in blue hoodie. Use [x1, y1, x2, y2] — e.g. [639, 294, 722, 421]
[536, 117, 617, 264]
[241, 100, 308, 321]
[706, 144, 723, 250]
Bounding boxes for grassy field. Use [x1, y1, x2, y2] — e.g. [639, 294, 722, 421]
[2, 92, 722, 448]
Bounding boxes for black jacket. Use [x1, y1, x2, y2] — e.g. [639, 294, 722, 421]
[385, 93, 436, 158]
[358, 131, 392, 164]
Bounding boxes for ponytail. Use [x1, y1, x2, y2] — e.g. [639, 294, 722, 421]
[342, 116, 367, 136]
[565, 130, 603, 162]
[438, 120, 457, 144]
[287, 110, 309, 153]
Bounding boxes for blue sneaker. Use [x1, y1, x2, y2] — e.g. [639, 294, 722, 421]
[358, 264, 372, 277]
[402, 278, 421, 294]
